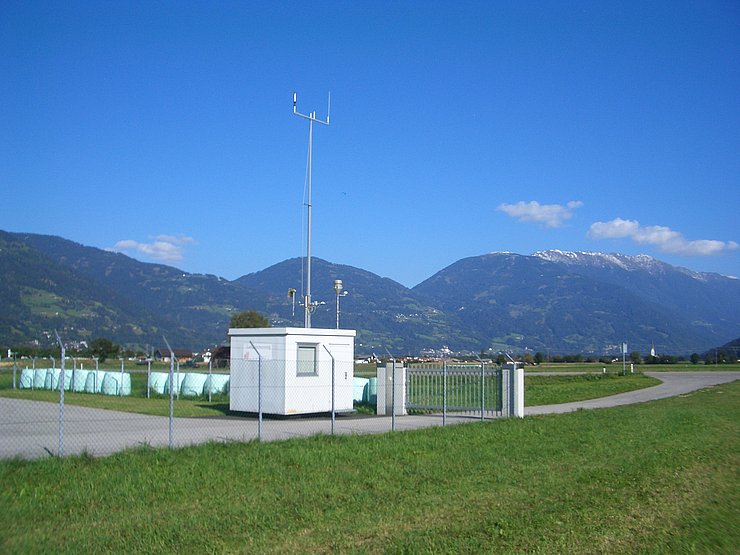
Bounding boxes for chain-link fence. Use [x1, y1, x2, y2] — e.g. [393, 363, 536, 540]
[0, 355, 232, 459]
[0, 354, 519, 460]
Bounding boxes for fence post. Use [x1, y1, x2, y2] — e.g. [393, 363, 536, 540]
[497, 365, 503, 414]
[119, 358, 125, 397]
[392, 360, 396, 432]
[442, 359, 447, 426]
[163, 336, 175, 449]
[249, 342, 263, 441]
[479, 358, 485, 420]
[384, 349, 396, 432]
[323, 345, 336, 435]
[208, 358, 213, 403]
[54, 331, 65, 457]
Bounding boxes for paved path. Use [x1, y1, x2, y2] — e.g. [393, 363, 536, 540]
[2, 372, 737, 460]
[0, 398, 471, 460]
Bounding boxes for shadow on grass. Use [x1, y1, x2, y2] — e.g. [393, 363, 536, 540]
[192, 402, 230, 416]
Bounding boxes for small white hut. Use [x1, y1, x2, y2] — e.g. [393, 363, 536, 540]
[228, 327, 355, 415]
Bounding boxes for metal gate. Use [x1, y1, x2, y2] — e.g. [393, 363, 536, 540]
[405, 362, 502, 417]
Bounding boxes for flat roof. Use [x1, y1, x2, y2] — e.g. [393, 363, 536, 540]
[228, 327, 356, 338]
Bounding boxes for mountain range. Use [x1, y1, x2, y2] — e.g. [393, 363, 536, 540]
[1, 230, 738, 356]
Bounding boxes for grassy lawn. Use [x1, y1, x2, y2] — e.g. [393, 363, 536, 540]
[527, 362, 740, 373]
[525, 373, 661, 406]
[1, 380, 737, 553]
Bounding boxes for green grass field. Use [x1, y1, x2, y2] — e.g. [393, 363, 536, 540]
[1, 380, 737, 553]
[525, 373, 661, 406]
[526, 361, 740, 373]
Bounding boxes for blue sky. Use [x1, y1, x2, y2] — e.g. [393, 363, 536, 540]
[2, 1, 738, 287]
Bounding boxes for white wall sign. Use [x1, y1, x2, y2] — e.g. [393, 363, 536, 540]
[242, 343, 273, 361]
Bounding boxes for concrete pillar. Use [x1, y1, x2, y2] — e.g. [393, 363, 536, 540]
[502, 362, 524, 418]
[376, 361, 406, 416]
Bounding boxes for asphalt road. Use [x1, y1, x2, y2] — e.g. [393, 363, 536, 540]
[2, 371, 737, 460]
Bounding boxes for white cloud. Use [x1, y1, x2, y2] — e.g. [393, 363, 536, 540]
[496, 200, 583, 228]
[112, 234, 196, 263]
[588, 218, 738, 256]
[587, 218, 639, 239]
[153, 234, 196, 246]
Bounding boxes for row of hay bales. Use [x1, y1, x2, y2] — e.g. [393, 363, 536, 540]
[18, 368, 230, 398]
[19, 368, 132, 396]
[147, 372, 229, 397]
[19, 369, 368, 401]
[353, 377, 378, 404]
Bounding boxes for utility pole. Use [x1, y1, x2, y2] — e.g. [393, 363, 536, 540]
[293, 91, 330, 328]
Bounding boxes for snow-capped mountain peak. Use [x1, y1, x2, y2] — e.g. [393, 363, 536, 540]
[531, 250, 712, 281]
[533, 250, 654, 269]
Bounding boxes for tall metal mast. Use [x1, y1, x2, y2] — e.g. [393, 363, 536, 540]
[293, 91, 330, 328]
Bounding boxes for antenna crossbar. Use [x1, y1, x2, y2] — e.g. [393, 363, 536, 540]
[293, 91, 330, 125]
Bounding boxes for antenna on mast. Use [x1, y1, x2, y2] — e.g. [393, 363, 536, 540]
[292, 91, 331, 328]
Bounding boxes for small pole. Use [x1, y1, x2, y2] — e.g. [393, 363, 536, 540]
[147, 359, 151, 399]
[477, 355, 485, 420]
[392, 359, 396, 431]
[250, 342, 263, 441]
[293, 91, 330, 329]
[54, 331, 65, 457]
[323, 345, 336, 435]
[442, 359, 447, 426]
[208, 357, 213, 403]
[163, 336, 175, 449]
[119, 357, 124, 397]
[12, 351, 17, 390]
[335, 280, 341, 329]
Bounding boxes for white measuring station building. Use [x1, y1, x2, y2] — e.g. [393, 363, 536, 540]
[228, 327, 356, 416]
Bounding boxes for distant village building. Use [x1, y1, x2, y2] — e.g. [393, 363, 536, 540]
[154, 348, 194, 362]
[210, 345, 230, 367]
